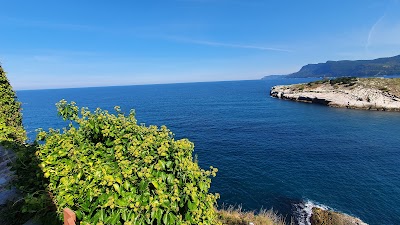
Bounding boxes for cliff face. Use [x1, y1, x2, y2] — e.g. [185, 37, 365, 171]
[262, 55, 400, 79]
[270, 77, 400, 111]
[288, 55, 400, 78]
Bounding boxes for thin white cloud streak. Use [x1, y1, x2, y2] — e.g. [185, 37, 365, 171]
[169, 37, 292, 52]
[366, 13, 386, 51]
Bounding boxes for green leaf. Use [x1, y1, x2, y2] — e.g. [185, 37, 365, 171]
[75, 210, 83, 220]
[165, 161, 172, 169]
[113, 183, 121, 194]
[139, 180, 148, 191]
[185, 212, 192, 221]
[166, 174, 174, 184]
[92, 210, 101, 224]
[106, 139, 113, 147]
[187, 200, 195, 211]
[116, 198, 128, 207]
[123, 180, 130, 191]
[81, 201, 90, 212]
[163, 212, 168, 224]
[154, 208, 163, 224]
[168, 213, 176, 225]
[151, 181, 159, 189]
[110, 212, 120, 225]
[99, 208, 105, 221]
[121, 209, 127, 221]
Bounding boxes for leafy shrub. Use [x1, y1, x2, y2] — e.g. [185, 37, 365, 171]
[329, 77, 357, 85]
[36, 100, 220, 225]
[307, 78, 329, 86]
[0, 65, 26, 143]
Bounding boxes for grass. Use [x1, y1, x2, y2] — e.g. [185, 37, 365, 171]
[217, 205, 290, 225]
[291, 77, 400, 98]
[360, 77, 400, 97]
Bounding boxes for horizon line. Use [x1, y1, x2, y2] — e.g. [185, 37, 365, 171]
[15, 78, 262, 92]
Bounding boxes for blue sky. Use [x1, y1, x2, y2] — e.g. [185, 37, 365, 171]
[1, 0, 400, 90]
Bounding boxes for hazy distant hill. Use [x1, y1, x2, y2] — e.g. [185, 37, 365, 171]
[264, 55, 400, 79]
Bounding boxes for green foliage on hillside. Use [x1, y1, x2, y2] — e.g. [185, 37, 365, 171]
[0, 65, 26, 143]
[36, 100, 221, 225]
[0, 65, 55, 225]
[286, 55, 400, 78]
[307, 77, 357, 86]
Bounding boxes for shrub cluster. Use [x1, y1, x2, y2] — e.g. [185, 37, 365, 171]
[329, 77, 357, 85]
[0, 65, 26, 143]
[307, 77, 357, 88]
[36, 100, 220, 225]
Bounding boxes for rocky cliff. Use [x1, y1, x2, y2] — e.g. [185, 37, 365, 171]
[270, 77, 400, 111]
[311, 207, 367, 225]
[262, 55, 400, 79]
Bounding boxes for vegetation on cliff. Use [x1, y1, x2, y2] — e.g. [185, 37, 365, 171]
[0, 65, 55, 225]
[0, 65, 25, 144]
[305, 77, 400, 97]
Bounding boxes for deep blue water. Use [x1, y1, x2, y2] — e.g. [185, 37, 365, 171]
[17, 79, 400, 225]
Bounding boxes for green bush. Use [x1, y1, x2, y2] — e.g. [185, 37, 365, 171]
[0, 65, 26, 143]
[329, 77, 357, 85]
[36, 100, 220, 225]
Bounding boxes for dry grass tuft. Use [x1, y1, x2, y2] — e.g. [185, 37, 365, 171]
[217, 205, 290, 225]
[361, 77, 400, 97]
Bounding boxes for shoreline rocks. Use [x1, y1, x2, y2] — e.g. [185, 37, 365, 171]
[310, 207, 368, 225]
[270, 78, 400, 111]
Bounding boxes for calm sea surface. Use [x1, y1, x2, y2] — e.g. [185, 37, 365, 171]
[17, 79, 400, 225]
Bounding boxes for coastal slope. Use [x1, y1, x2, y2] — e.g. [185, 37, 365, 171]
[270, 77, 400, 111]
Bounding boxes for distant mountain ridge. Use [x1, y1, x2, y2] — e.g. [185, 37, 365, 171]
[264, 55, 400, 78]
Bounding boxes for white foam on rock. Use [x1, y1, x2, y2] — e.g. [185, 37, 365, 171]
[293, 200, 330, 225]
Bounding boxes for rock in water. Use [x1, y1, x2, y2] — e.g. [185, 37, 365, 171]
[310, 207, 368, 225]
[270, 77, 400, 111]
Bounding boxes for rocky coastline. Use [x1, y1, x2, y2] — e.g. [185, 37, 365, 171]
[270, 77, 400, 111]
[310, 207, 368, 225]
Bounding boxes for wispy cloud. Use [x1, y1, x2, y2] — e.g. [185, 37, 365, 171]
[168, 36, 292, 52]
[365, 0, 400, 52]
[366, 13, 386, 51]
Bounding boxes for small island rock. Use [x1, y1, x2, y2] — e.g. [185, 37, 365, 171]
[270, 77, 400, 111]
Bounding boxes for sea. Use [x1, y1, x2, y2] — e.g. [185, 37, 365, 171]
[17, 78, 400, 225]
